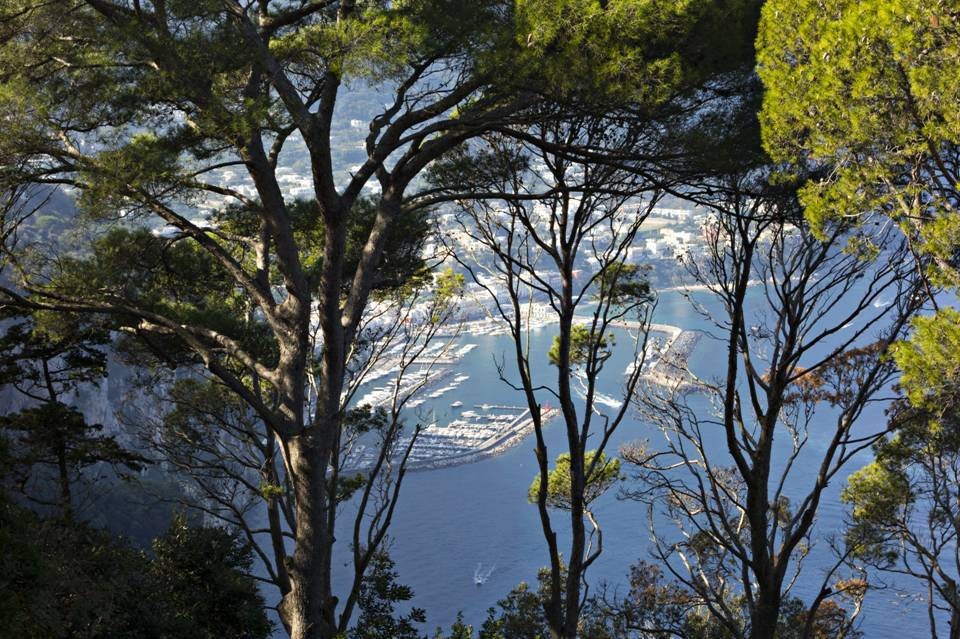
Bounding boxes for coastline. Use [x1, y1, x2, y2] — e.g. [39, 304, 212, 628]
[343, 310, 704, 474]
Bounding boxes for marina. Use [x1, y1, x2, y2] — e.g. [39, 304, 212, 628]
[344, 404, 560, 473]
[353, 343, 479, 410]
[344, 314, 701, 474]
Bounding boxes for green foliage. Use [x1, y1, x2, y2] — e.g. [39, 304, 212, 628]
[0, 510, 162, 638]
[0, 309, 108, 397]
[78, 132, 189, 213]
[514, 0, 679, 104]
[347, 200, 431, 296]
[48, 227, 278, 368]
[547, 324, 612, 367]
[662, 70, 770, 181]
[425, 143, 530, 199]
[528, 450, 620, 510]
[349, 550, 425, 639]
[54, 227, 225, 320]
[0, 402, 145, 492]
[759, 0, 960, 162]
[434, 614, 474, 639]
[663, 590, 863, 639]
[512, 0, 760, 106]
[259, 482, 285, 501]
[608, 562, 694, 637]
[0, 502, 270, 639]
[433, 562, 862, 639]
[843, 396, 960, 566]
[343, 404, 392, 436]
[270, 0, 513, 84]
[0, 0, 763, 223]
[843, 448, 913, 525]
[477, 581, 549, 639]
[761, 8, 960, 601]
[0, 308, 145, 514]
[596, 262, 651, 307]
[431, 267, 465, 323]
[770, 597, 863, 639]
[433, 267, 465, 307]
[68, 227, 237, 308]
[162, 378, 260, 446]
[215, 198, 430, 296]
[0, 425, 266, 636]
[0, 1, 773, 636]
[336, 472, 368, 503]
[841, 459, 910, 564]
[432, 568, 557, 639]
[151, 515, 272, 639]
[758, 0, 959, 253]
[891, 308, 960, 409]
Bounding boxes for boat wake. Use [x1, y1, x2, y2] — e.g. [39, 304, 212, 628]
[592, 392, 622, 409]
[574, 383, 623, 410]
[474, 562, 495, 586]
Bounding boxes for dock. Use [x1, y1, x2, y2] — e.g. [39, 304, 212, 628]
[342, 406, 559, 474]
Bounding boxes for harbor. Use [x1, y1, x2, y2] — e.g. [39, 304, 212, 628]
[347, 337, 563, 473]
[343, 404, 560, 473]
[353, 342, 478, 410]
[343, 312, 702, 474]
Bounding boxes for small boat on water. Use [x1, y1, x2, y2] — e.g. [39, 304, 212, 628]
[451, 400, 463, 408]
[474, 562, 495, 586]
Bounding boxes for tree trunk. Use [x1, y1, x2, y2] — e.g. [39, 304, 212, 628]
[563, 453, 586, 639]
[948, 584, 960, 639]
[556, 275, 584, 639]
[280, 434, 337, 639]
[750, 585, 782, 639]
[56, 435, 72, 520]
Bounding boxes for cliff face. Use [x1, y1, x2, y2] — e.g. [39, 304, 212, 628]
[0, 348, 160, 446]
[1, 186, 159, 443]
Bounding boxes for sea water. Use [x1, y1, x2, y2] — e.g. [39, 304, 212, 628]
[317, 288, 920, 638]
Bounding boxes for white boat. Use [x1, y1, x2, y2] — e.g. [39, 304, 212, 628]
[451, 400, 463, 408]
[474, 562, 495, 586]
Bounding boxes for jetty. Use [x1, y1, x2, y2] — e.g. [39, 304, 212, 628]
[571, 316, 702, 391]
[631, 327, 702, 391]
